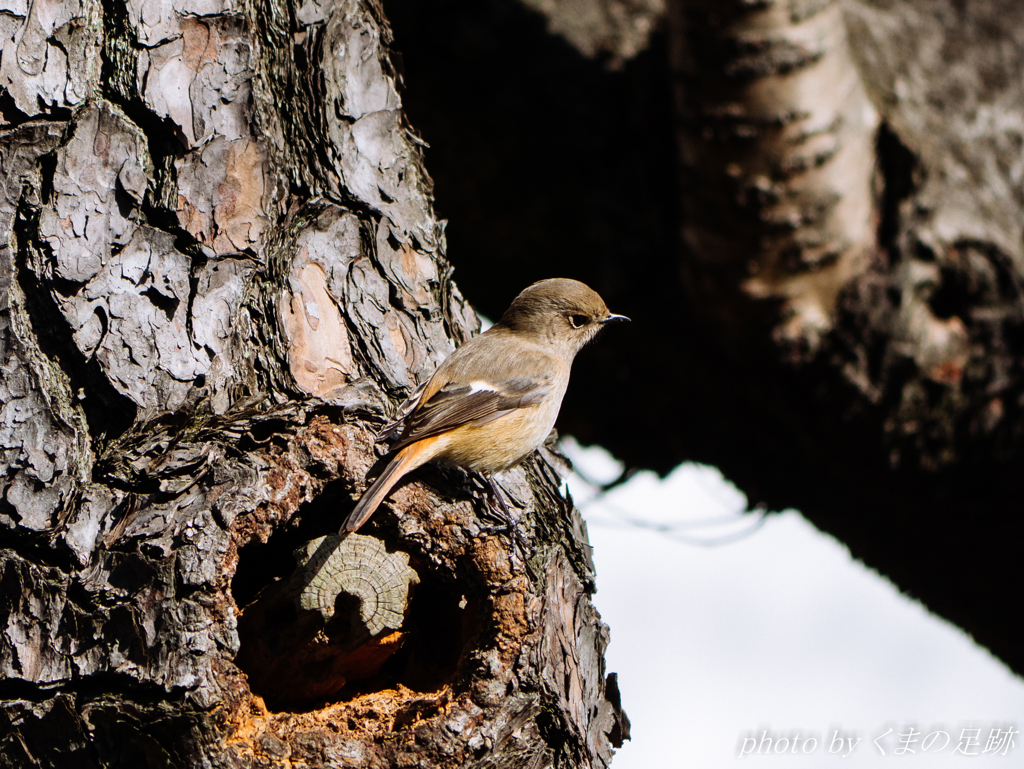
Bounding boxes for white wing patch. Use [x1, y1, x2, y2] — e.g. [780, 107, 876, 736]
[468, 380, 497, 393]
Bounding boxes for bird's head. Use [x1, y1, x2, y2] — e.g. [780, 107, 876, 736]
[496, 278, 629, 354]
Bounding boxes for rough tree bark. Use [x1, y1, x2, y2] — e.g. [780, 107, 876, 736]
[0, 0, 628, 766]
[382, 0, 1024, 676]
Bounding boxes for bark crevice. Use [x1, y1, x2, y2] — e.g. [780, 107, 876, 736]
[14, 194, 138, 452]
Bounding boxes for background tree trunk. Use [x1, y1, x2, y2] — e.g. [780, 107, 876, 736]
[0, 0, 628, 766]
[382, 0, 1024, 676]
[668, 0, 1024, 676]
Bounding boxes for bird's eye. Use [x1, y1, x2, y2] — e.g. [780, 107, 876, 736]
[568, 314, 588, 329]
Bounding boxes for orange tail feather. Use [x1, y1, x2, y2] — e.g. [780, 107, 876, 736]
[340, 440, 438, 533]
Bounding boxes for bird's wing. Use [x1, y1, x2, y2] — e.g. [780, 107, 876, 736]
[388, 373, 553, 451]
[377, 378, 429, 443]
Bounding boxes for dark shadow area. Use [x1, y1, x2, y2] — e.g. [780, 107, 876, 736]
[876, 122, 919, 252]
[232, 483, 478, 712]
[231, 486, 343, 611]
[386, 0, 683, 471]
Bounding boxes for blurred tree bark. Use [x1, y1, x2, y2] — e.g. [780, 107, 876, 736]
[666, 0, 1024, 675]
[0, 0, 627, 766]
[384, 0, 1024, 676]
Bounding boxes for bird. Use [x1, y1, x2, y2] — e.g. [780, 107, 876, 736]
[340, 278, 628, 534]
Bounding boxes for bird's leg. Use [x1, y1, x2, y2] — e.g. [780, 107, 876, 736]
[470, 472, 514, 531]
[476, 472, 535, 578]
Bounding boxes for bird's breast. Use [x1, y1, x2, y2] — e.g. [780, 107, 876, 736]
[435, 378, 567, 473]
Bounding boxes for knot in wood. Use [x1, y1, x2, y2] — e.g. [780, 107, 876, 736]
[294, 534, 419, 640]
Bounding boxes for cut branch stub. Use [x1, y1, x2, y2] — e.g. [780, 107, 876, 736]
[234, 532, 420, 710]
[295, 533, 420, 646]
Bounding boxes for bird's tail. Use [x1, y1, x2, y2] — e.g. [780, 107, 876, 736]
[340, 443, 431, 533]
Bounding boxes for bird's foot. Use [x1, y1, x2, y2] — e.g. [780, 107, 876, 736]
[476, 473, 536, 579]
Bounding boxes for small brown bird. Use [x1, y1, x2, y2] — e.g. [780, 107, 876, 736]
[340, 278, 628, 533]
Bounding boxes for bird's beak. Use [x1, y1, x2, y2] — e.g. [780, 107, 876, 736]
[601, 313, 630, 324]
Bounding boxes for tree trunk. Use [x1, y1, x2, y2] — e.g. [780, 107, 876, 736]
[670, 0, 880, 354]
[665, 0, 1024, 673]
[0, 0, 627, 766]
